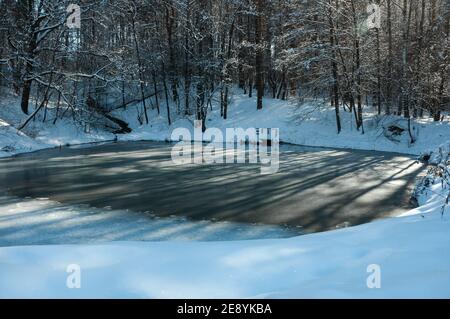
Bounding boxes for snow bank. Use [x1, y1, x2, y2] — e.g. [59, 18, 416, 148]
[113, 93, 450, 156]
[419, 141, 450, 166]
[0, 92, 115, 157]
[0, 119, 44, 157]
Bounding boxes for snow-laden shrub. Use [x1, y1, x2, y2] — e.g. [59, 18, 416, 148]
[418, 143, 450, 166]
[413, 142, 450, 214]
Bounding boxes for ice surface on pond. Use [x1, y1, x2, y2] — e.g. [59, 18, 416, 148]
[0, 194, 301, 247]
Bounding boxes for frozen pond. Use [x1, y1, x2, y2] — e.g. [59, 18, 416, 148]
[0, 141, 424, 245]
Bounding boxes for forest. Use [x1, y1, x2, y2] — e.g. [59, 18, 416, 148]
[0, 0, 449, 134]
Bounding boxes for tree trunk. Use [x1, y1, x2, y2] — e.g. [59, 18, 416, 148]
[329, 0, 341, 133]
[255, 0, 264, 110]
[386, 0, 393, 115]
[131, 4, 149, 124]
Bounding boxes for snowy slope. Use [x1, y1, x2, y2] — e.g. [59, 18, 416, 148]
[0, 119, 44, 157]
[1, 89, 450, 158]
[0, 92, 115, 157]
[116, 92, 450, 156]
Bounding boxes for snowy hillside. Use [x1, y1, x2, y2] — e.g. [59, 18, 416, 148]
[1, 90, 450, 158]
[0, 118, 43, 156]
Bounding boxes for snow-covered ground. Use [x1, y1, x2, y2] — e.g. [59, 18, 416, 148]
[1, 89, 450, 298]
